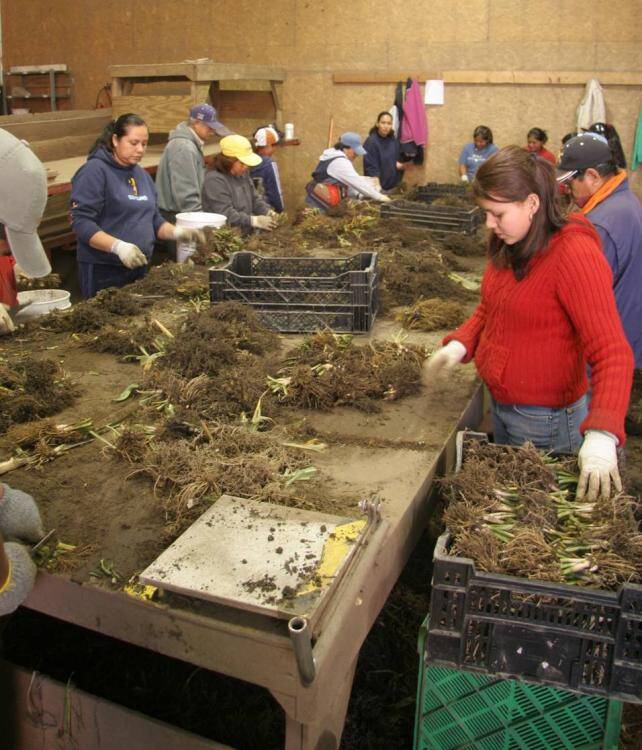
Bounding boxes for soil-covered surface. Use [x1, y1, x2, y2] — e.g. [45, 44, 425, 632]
[1, 257, 478, 589]
[0, 210, 486, 747]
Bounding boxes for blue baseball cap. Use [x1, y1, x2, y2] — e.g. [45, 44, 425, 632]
[340, 132, 366, 156]
[189, 104, 231, 135]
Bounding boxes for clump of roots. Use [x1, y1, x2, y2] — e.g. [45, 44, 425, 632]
[0, 357, 78, 432]
[162, 302, 280, 379]
[397, 298, 467, 331]
[193, 226, 245, 264]
[273, 331, 425, 411]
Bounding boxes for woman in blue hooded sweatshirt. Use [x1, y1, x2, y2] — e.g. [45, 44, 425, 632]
[363, 112, 407, 191]
[70, 113, 203, 298]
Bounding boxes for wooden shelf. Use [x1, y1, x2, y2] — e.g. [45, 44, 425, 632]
[333, 70, 642, 86]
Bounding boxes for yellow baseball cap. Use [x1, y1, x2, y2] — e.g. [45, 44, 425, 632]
[220, 135, 261, 167]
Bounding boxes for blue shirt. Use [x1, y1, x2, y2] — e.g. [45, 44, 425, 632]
[71, 146, 165, 266]
[250, 155, 284, 213]
[363, 132, 402, 191]
[587, 177, 642, 366]
[458, 142, 499, 181]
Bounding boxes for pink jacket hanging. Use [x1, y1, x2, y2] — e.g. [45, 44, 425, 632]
[400, 78, 428, 147]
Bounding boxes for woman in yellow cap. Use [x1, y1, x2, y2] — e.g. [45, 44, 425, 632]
[202, 135, 275, 234]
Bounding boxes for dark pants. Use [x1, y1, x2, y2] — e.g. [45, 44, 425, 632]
[78, 261, 147, 299]
[159, 208, 178, 262]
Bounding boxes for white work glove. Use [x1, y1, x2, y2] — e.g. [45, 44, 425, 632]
[110, 240, 148, 269]
[425, 340, 467, 377]
[251, 214, 276, 231]
[378, 194, 392, 202]
[460, 174, 469, 183]
[0, 484, 45, 543]
[172, 226, 205, 245]
[13, 263, 29, 283]
[577, 430, 622, 501]
[0, 542, 37, 616]
[0, 304, 15, 335]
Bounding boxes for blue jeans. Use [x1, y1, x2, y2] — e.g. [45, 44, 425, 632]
[491, 395, 588, 453]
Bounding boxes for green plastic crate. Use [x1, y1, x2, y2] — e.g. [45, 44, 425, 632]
[414, 616, 622, 750]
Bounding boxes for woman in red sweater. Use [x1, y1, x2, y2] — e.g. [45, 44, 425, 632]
[525, 127, 557, 165]
[428, 146, 633, 501]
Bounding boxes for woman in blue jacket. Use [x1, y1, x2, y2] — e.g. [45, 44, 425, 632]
[458, 125, 498, 183]
[70, 113, 203, 298]
[363, 112, 406, 191]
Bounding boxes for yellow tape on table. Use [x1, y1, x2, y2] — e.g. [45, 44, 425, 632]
[297, 519, 366, 596]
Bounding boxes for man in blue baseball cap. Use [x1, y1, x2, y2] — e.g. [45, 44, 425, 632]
[305, 131, 391, 212]
[558, 132, 642, 366]
[156, 103, 232, 228]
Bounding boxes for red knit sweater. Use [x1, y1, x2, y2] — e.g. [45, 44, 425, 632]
[444, 215, 633, 444]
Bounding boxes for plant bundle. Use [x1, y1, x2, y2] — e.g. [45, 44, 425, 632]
[442, 440, 642, 590]
[396, 297, 467, 331]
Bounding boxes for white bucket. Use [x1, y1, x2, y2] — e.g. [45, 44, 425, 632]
[15, 289, 71, 322]
[175, 211, 227, 263]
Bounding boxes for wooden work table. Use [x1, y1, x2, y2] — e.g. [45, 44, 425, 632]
[6, 311, 484, 749]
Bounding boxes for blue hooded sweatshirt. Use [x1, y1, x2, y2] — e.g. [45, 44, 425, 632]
[70, 146, 165, 266]
[587, 177, 642, 366]
[250, 155, 284, 213]
[363, 131, 402, 191]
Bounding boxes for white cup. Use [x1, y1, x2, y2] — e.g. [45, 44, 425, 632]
[284, 123, 294, 140]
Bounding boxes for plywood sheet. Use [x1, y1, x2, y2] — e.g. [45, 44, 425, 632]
[112, 95, 193, 133]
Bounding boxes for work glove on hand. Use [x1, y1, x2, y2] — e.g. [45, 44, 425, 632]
[0, 304, 15, 335]
[0, 484, 45, 543]
[425, 340, 467, 378]
[0, 542, 37, 616]
[576, 430, 622, 501]
[172, 226, 205, 245]
[110, 240, 148, 270]
[13, 263, 29, 283]
[378, 194, 392, 202]
[251, 214, 276, 231]
[460, 174, 469, 183]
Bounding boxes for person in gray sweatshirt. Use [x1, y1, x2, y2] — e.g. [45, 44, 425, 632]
[202, 135, 275, 235]
[156, 103, 230, 223]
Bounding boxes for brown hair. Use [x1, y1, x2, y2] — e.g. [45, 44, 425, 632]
[472, 145, 568, 280]
[210, 153, 238, 173]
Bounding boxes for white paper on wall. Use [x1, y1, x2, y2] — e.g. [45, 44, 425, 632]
[424, 80, 444, 105]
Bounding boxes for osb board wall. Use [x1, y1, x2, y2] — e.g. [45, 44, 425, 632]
[2, 0, 640, 208]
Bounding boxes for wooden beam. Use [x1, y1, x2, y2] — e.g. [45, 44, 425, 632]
[333, 70, 642, 86]
[109, 62, 286, 83]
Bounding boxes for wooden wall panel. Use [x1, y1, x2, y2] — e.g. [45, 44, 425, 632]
[2, 0, 640, 205]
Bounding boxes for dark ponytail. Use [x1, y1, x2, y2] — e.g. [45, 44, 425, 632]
[527, 127, 548, 144]
[89, 113, 147, 156]
[472, 145, 567, 280]
[473, 125, 493, 144]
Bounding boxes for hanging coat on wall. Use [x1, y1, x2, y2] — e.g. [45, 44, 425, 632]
[576, 78, 606, 130]
[399, 78, 428, 165]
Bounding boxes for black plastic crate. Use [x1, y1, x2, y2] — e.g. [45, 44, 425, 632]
[413, 182, 472, 204]
[381, 201, 482, 235]
[426, 433, 642, 704]
[209, 251, 378, 333]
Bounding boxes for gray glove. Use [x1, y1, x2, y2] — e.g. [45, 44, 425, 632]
[251, 214, 276, 231]
[0, 484, 45, 542]
[110, 240, 148, 269]
[0, 542, 37, 616]
[172, 226, 206, 245]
